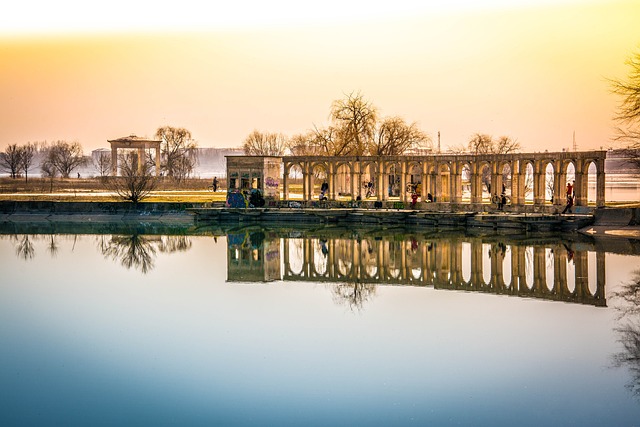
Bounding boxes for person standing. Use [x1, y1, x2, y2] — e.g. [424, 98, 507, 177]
[212, 176, 218, 192]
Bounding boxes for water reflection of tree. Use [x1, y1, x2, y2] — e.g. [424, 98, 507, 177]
[101, 234, 158, 274]
[332, 282, 377, 312]
[47, 235, 59, 258]
[99, 234, 193, 274]
[15, 235, 35, 260]
[612, 269, 640, 398]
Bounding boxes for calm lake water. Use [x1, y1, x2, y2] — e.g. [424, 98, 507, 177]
[1, 223, 640, 427]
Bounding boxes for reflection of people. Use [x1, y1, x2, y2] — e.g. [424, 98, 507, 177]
[320, 239, 328, 256]
[212, 177, 218, 192]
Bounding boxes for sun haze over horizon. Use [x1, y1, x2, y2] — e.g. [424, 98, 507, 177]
[1, 0, 640, 153]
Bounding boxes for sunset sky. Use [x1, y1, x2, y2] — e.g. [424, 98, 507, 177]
[1, 0, 640, 153]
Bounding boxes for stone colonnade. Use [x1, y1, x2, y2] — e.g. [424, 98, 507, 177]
[281, 151, 606, 208]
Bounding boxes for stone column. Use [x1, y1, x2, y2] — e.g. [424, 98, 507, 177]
[282, 164, 289, 201]
[596, 158, 606, 207]
[111, 145, 118, 176]
[400, 161, 407, 203]
[511, 162, 521, 206]
[155, 146, 161, 176]
[533, 160, 545, 206]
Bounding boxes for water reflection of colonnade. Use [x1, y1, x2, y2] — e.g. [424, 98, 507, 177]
[280, 237, 605, 307]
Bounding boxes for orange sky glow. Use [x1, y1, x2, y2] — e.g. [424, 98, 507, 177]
[1, 0, 640, 153]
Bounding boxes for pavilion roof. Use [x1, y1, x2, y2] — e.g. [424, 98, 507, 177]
[107, 134, 161, 143]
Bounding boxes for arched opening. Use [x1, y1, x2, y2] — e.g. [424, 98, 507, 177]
[545, 162, 554, 204]
[587, 161, 597, 204]
[311, 163, 328, 200]
[334, 163, 352, 199]
[524, 163, 534, 204]
[480, 163, 491, 202]
[407, 163, 422, 198]
[361, 163, 377, 199]
[461, 164, 472, 202]
[500, 163, 512, 200]
[386, 163, 402, 198]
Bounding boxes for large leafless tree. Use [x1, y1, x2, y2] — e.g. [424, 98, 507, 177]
[329, 91, 378, 156]
[242, 130, 288, 156]
[40, 140, 86, 178]
[0, 144, 23, 178]
[155, 126, 198, 180]
[610, 49, 640, 168]
[19, 143, 35, 182]
[106, 153, 158, 203]
[369, 116, 431, 156]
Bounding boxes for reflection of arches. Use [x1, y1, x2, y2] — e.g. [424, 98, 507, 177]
[503, 245, 512, 288]
[461, 242, 472, 283]
[545, 247, 554, 291]
[525, 246, 534, 289]
[482, 243, 492, 285]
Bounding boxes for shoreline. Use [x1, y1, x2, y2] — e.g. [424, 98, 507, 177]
[0, 200, 638, 239]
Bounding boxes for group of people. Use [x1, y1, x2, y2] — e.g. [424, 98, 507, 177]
[493, 193, 508, 210]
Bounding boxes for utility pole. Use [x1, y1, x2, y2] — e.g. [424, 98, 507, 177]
[438, 131, 441, 153]
[572, 131, 577, 152]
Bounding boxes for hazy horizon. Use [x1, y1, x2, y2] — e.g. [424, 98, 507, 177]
[2, 0, 640, 153]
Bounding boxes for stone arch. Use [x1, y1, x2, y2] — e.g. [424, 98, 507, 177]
[521, 161, 534, 204]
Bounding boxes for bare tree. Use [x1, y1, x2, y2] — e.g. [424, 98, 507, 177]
[288, 131, 325, 156]
[155, 126, 198, 180]
[370, 116, 431, 156]
[0, 144, 23, 178]
[329, 91, 378, 156]
[610, 49, 640, 168]
[242, 130, 288, 156]
[106, 152, 158, 203]
[19, 143, 35, 183]
[40, 140, 86, 178]
[93, 152, 112, 179]
[40, 159, 57, 192]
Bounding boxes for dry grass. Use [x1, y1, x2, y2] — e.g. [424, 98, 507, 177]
[0, 177, 227, 203]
